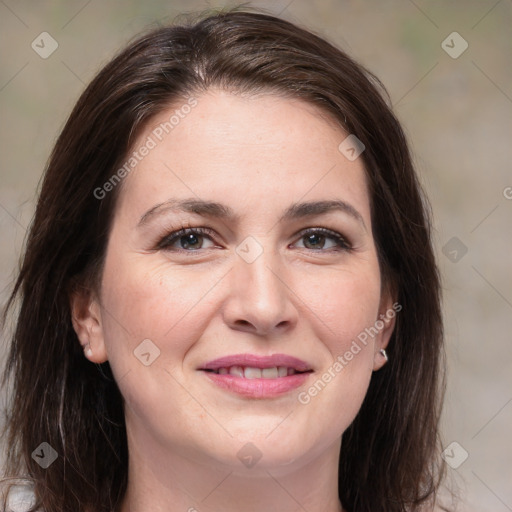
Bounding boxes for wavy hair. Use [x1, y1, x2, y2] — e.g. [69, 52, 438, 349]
[1, 8, 446, 512]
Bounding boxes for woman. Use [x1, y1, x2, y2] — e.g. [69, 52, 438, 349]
[1, 8, 447, 512]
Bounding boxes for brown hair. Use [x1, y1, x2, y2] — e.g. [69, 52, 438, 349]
[1, 8, 446, 512]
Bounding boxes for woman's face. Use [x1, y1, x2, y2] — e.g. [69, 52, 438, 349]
[76, 89, 394, 473]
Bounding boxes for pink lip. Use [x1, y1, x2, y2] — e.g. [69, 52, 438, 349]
[199, 353, 313, 399]
[202, 371, 312, 398]
[200, 353, 312, 372]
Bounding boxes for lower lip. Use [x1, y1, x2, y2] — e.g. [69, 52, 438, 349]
[201, 371, 312, 398]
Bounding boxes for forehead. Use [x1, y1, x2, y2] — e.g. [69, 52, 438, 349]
[115, 89, 371, 226]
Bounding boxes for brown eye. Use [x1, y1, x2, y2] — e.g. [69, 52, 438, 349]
[176, 233, 204, 250]
[157, 228, 217, 251]
[302, 233, 330, 249]
[294, 228, 351, 251]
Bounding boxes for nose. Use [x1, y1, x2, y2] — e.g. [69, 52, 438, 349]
[222, 247, 299, 337]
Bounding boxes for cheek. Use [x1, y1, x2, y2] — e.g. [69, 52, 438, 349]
[294, 265, 381, 419]
[97, 256, 219, 437]
[98, 251, 221, 375]
[299, 264, 382, 353]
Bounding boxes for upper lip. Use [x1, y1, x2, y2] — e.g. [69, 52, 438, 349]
[200, 353, 313, 372]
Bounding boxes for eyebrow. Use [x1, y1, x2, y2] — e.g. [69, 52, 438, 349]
[138, 198, 367, 231]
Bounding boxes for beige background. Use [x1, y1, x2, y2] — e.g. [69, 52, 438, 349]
[1, 1, 511, 510]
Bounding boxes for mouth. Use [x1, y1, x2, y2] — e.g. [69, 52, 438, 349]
[199, 353, 313, 374]
[202, 366, 312, 378]
[198, 353, 314, 398]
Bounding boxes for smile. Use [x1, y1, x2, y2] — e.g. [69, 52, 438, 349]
[204, 365, 310, 378]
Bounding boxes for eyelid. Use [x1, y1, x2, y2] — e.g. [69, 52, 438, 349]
[156, 225, 352, 252]
[155, 226, 219, 251]
[293, 227, 352, 251]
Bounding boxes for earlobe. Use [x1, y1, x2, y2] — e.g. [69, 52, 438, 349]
[69, 285, 109, 364]
[373, 292, 399, 371]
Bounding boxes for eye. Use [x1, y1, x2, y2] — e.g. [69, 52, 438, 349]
[293, 228, 351, 252]
[157, 227, 218, 251]
[156, 226, 351, 253]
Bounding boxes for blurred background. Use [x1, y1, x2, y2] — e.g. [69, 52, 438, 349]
[0, 1, 511, 510]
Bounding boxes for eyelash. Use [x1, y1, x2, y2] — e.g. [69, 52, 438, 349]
[156, 226, 352, 253]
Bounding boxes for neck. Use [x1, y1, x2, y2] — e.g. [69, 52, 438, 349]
[119, 421, 344, 512]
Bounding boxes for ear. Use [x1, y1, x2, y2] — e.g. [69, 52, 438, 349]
[373, 282, 399, 371]
[69, 283, 109, 364]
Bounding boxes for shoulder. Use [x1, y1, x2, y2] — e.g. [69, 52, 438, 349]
[0, 479, 41, 512]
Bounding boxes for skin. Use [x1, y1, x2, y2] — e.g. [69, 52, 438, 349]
[71, 89, 395, 512]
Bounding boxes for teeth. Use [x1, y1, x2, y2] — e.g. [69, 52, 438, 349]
[244, 367, 262, 379]
[229, 366, 244, 378]
[261, 367, 278, 379]
[213, 366, 299, 378]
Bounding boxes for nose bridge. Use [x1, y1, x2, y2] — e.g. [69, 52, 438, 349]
[224, 237, 296, 334]
[237, 242, 285, 306]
